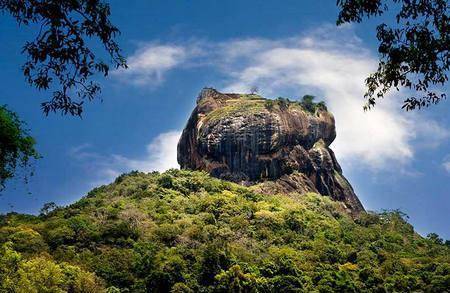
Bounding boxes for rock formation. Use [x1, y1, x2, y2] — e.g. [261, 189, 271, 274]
[178, 88, 364, 213]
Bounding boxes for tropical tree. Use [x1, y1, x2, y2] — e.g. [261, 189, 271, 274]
[0, 106, 39, 191]
[0, 0, 126, 190]
[337, 0, 449, 111]
[0, 0, 127, 116]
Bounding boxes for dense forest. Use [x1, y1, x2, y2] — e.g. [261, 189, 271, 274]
[0, 1, 449, 292]
[1, 170, 448, 292]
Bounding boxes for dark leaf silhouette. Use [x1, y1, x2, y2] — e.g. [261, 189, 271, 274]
[337, 0, 449, 110]
[0, 0, 127, 116]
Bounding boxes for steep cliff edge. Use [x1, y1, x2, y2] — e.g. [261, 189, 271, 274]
[178, 88, 364, 213]
[1, 89, 449, 292]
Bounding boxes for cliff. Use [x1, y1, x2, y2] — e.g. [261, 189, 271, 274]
[178, 88, 364, 213]
[1, 99, 448, 291]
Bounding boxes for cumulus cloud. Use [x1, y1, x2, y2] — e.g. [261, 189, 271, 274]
[110, 25, 448, 172]
[211, 27, 447, 171]
[70, 131, 181, 186]
[112, 45, 188, 86]
[111, 131, 181, 173]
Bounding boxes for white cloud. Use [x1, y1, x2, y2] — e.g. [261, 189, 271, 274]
[443, 157, 450, 174]
[70, 131, 181, 186]
[413, 119, 450, 149]
[210, 36, 413, 169]
[210, 27, 448, 171]
[111, 131, 181, 173]
[109, 25, 448, 172]
[113, 45, 188, 86]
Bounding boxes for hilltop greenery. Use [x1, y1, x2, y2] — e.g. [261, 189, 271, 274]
[0, 170, 449, 292]
[265, 95, 327, 114]
[203, 96, 266, 123]
[204, 94, 327, 123]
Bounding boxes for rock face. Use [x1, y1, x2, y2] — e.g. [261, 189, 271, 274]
[178, 88, 364, 213]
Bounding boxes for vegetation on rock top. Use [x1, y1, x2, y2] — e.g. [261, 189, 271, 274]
[0, 169, 449, 292]
[203, 94, 327, 123]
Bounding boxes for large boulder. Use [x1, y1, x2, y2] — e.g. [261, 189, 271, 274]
[178, 88, 364, 213]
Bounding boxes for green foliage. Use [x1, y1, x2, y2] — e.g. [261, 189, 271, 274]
[5, 227, 48, 254]
[39, 202, 59, 216]
[262, 96, 327, 114]
[337, 0, 449, 111]
[0, 0, 127, 115]
[204, 98, 266, 123]
[0, 105, 39, 191]
[275, 97, 290, 110]
[204, 93, 328, 119]
[299, 95, 328, 113]
[264, 99, 275, 111]
[0, 242, 104, 292]
[300, 95, 315, 113]
[265, 95, 327, 114]
[0, 169, 448, 292]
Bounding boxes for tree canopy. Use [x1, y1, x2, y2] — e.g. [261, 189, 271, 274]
[0, 0, 127, 116]
[0, 169, 448, 292]
[337, 0, 449, 110]
[0, 106, 39, 191]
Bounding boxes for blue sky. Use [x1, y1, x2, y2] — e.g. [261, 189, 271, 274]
[0, 0, 449, 239]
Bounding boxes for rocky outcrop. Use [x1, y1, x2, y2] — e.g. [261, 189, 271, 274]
[178, 88, 364, 213]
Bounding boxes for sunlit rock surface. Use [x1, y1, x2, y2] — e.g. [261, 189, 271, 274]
[178, 88, 364, 213]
